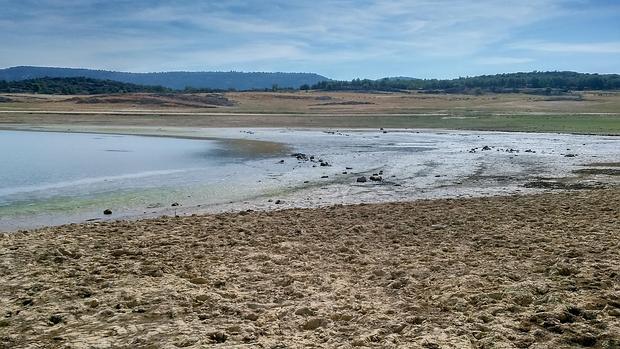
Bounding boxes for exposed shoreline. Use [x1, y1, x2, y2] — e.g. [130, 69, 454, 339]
[1, 189, 618, 347]
[1, 125, 619, 232]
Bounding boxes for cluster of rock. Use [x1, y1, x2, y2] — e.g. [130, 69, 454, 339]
[357, 170, 384, 183]
[290, 153, 331, 167]
[469, 146, 536, 154]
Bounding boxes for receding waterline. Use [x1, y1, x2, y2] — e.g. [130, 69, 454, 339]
[0, 130, 286, 227]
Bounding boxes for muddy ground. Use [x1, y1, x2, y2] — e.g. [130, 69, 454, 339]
[1, 189, 619, 348]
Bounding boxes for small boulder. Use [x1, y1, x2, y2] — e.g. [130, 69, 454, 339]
[356, 176, 367, 183]
[171, 202, 180, 207]
[301, 317, 327, 331]
[295, 307, 316, 316]
[49, 314, 63, 325]
[103, 209, 112, 215]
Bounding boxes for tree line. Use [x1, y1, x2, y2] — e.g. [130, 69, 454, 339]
[311, 71, 620, 92]
[0, 77, 170, 94]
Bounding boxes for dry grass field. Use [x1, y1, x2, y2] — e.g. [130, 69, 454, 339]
[1, 91, 620, 134]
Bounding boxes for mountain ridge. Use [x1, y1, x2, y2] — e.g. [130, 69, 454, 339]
[0, 66, 330, 90]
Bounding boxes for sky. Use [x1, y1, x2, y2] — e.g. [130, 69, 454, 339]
[0, 0, 619, 80]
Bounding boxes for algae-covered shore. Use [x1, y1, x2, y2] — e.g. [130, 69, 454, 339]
[1, 189, 618, 348]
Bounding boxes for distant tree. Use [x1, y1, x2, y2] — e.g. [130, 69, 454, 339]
[0, 77, 171, 94]
[311, 71, 620, 93]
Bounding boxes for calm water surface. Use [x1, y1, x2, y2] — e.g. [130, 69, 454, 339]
[0, 130, 284, 228]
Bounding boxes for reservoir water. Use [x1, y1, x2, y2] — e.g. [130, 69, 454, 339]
[0, 130, 286, 229]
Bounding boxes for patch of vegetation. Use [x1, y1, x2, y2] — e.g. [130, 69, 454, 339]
[573, 168, 620, 176]
[313, 71, 620, 93]
[0, 77, 171, 95]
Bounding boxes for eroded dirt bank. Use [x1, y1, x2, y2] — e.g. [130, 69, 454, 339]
[1, 190, 619, 348]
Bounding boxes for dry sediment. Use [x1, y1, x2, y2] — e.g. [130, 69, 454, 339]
[1, 190, 619, 348]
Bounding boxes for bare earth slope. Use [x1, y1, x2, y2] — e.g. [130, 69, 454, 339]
[1, 189, 619, 348]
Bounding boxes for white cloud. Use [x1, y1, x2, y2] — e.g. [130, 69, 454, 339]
[510, 41, 620, 54]
[475, 57, 535, 65]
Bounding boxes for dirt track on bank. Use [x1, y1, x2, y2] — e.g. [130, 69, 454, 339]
[1, 190, 619, 348]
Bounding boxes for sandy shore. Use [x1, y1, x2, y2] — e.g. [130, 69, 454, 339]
[1, 189, 618, 348]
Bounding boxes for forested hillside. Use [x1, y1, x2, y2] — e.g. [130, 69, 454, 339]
[0, 77, 170, 94]
[0, 66, 329, 90]
[312, 71, 620, 92]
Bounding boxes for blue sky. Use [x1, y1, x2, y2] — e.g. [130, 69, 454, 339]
[0, 0, 618, 79]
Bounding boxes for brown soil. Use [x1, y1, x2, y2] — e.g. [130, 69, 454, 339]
[1, 190, 619, 348]
[65, 93, 235, 108]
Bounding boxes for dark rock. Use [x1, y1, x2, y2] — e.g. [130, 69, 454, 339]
[320, 161, 330, 167]
[370, 175, 382, 182]
[321, 175, 329, 179]
[171, 202, 179, 207]
[565, 154, 577, 157]
[482, 145, 491, 151]
[342, 171, 348, 174]
[275, 200, 284, 204]
[356, 176, 367, 183]
[49, 314, 63, 325]
[277, 159, 285, 164]
[346, 167, 353, 170]
[291, 153, 309, 161]
[103, 209, 112, 215]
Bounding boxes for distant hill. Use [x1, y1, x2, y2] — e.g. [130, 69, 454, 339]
[0, 77, 170, 94]
[313, 71, 620, 92]
[0, 66, 329, 90]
